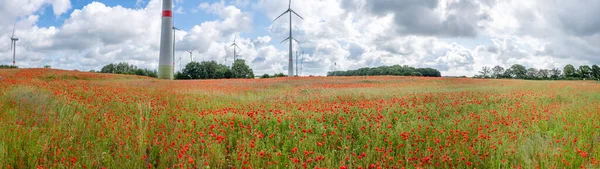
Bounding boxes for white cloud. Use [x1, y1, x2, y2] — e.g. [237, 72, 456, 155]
[175, 7, 184, 14]
[52, 0, 72, 17]
[2, 0, 599, 76]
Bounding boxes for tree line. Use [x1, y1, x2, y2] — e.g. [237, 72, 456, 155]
[0, 65, 18, 69]
[327, 65, 442, 77]
[94, 62, 158, 77]
[476, 64, 600, 80]
[95, 60, 255, 80]
[175, 59, 254, 80]
[260, 73, 287, 78]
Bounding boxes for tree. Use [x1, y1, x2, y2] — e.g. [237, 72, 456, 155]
[563, 64, 577, 78]
[99, 62, 157, 77]
[410, 72, 422, 76]
[578, 65, 592, 79]
[179, 61, 202, 79]
[507, 64, 527, 79]
[274, 73, 286, 77]
[44, 65, 51, 68]
[101, 63, 116, 73]
[492, 65, 505, 79]
[526, 68, 538, 79]
[231, 59, 254, 79]
[416, 68, 441, 77]
[538, 69, 549, 79]
[0, 65, 18, 69]
[478, 66, 492, 78]
[550, 68, 562, 80]
[327, 65, 441, 77]
[198, 61, 219, 79]
[261, 74, 271, 78]
[216, 64, 233, 79]
[592, 65, 600, 80]
[177, 61, 234, 79]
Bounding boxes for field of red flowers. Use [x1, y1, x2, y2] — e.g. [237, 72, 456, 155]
[1, 69, 599, 169]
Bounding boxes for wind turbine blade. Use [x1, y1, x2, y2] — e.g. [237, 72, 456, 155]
[11, 23, 16, 38]
[289, 0, 291, 9]
[273, 10, 290, 22]
[292, 38, 300, 44]
[235, 45, 242, 51]
[280, 37, 291, 44]
[291, 10, 304, 20]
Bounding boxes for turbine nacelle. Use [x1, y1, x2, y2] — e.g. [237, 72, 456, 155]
[229, 36, 242, 50]
[280, 37, 300, 44]
[273, 9, 304, 22]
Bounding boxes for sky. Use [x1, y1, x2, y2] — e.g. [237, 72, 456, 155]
[1, 0, 599, 76]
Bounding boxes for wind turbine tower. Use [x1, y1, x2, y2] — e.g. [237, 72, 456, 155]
[10, 24, 18, 66]
[158, 0, 174, 79]
[172, 26, 182, 76]
[178, 56, 182, 72]
[300, 51, 304, 76]
[229, 36, 241, 62]
[296, 51, 299, 76]
[187, 49, 195, 62]
[274, 0, 303, 77]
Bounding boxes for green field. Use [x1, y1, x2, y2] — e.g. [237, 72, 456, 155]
[1, 69, 599, 168]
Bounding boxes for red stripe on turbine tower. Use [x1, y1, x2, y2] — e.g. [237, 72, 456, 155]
[162, 10, 172, 17]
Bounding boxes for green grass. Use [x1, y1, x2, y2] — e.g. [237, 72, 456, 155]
[0, 71, 599, 168]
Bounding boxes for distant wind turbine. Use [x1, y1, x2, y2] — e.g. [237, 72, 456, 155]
[274, 0, 303, 77]
[229, 35, 242, 62]
[300, 51, 304, 76]
[10, 23, 18, 66]
[172, 26, 182, 75]
[296, 51, 299, 76]
[187, 48, 195, 62]
[221, 45, 229, 65]
[178, 56, 182, 72]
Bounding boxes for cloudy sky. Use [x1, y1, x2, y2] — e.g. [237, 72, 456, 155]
[1, 0, 599, 76]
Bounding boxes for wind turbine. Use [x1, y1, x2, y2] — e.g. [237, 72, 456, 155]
[187, 48, 195, 62]
[274, 0, 303, 77]
[178, 56, 182, 72]
[229, 35, 241, 62]
[296, 51, 299, 76]
[221, 45, 229, 65]
[300, 51, 304, 76]
[159, 0, 174, 79]
[172, 26, 183, 75]
[10, 23, 18, 66]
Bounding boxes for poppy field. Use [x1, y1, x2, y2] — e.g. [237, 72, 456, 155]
[1, 69, 599, 169]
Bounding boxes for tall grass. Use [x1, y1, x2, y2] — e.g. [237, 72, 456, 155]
[0, 69, 599, 168]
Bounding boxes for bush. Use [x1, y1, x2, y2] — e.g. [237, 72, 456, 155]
[99, 62, 157, 78]
[176, 59, 254, 80]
